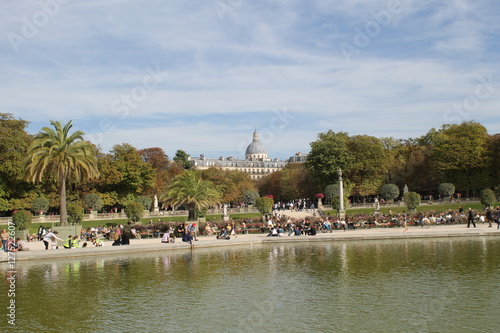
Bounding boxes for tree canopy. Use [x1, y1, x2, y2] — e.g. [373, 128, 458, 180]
[24, 120, 99, 225]
[160, 170, 221, 221]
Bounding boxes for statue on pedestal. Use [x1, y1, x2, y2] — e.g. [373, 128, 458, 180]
[153, 195, 159, 212]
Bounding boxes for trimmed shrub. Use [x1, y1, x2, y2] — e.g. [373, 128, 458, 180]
[125, 202, 145, 223]
[30, 197, 49, 215]
[13, 210, 32, 230]
[67, 203, 84, 225]
[242, 191, 260, 205]
[324, 184, 339, 202]
[136, 196, 153, 211]
[404, 191, 421, 211]
[331, 195, 349, 212]
[380, 184, 400, 201]
[255, 197, 273, 216]
[83, 193, 103, 212]
[438, 183, 455, 198]
[480, 188, 496, 208]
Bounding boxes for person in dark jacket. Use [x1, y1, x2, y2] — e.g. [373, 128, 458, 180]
[467, 208, 476, 228]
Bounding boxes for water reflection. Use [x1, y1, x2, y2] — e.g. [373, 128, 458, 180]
[2, 237, 500, 332]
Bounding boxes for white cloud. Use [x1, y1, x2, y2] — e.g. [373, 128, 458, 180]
[1, 0, 499, 158]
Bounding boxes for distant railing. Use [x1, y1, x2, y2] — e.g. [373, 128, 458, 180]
[0, 207, 261, 226]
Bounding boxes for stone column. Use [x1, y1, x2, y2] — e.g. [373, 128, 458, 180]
[338, 168, 346, 219]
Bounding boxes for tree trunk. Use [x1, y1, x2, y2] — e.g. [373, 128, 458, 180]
[188, 209, 196, 221]
[59, 170, 68, 226]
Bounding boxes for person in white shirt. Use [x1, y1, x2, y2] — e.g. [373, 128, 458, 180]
[43, 231, 63, 250]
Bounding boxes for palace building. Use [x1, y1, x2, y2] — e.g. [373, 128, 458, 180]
[190, 130, 305, 180]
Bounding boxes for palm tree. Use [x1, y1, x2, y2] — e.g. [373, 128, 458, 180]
[24, 120, 99, 226]
[161, 170, 221, 221]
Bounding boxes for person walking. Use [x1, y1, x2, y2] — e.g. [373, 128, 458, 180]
[467, 208, 476, 228]
[485, 208, 493, 228]
[495, 207, 500, 230]
[401, 211, 409, 232]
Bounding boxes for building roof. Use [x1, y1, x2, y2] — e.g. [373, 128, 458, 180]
[245, 130, 267, 155]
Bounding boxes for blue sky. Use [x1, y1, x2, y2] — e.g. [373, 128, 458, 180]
[1, 0, 499, 160]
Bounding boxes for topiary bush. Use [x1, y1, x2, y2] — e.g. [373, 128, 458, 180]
[255, 197, 273, 216]
[30, 197, 49, 215]
[404, 191, 421, 211]
[12, 210, 32, 230]
[67, 203, 84, 225]
[324, 184, 339, 202]
[480, 188, 496, 208]
[380, 184, 400, 202]
[136, 196, 153, 210]
[83, 193, 103, 212]
[125, 202, 145, 223]
[438, 183, 455, 199]
[242, 191, 260, 206]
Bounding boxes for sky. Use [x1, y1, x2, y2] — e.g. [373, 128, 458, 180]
[1, 0, 499, 160]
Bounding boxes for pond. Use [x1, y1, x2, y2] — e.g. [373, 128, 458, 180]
[2, 237, 500, 332]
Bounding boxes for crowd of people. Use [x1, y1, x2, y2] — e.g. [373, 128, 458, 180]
[2, 205, 499, 253]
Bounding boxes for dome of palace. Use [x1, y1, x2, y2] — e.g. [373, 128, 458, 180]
[245, 141, 266, 155]
[245, 130, 267, 156]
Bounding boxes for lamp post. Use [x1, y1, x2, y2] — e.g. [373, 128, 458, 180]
[338, 168, 346, 219]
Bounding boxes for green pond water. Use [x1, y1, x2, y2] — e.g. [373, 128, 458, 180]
[2, 237, 500, 332]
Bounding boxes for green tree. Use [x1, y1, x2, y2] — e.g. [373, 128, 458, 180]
[136, 195, 152, 210]
[161, 170, 221, 221]
[330, 195, 349, 213]
[140, 147, 171, 195]
[0, 113, 33, 200]
[125, 202, 144, 223]
[380, 184, 400, 202]
[385, 141, 434, 194]
[404, 191, 421, 211]
[12, 210, 32, 230]
[347, 135, 387, 198]
[173, 149, 192, 170]
[487, 134, 500, 187]
[24, 121, 99, 226]
[200, 168, 255, 204]
[431, 121, 490, 194]
[30, 197, 50, 214]
[306, 131, 352, 187]
[256, 172, 282, 201]
[324, 184, 339, 203]
[480, 188, 496, 208]
[110, 143, 156, 196]
[495, 185, 500, 198]
[241, 190, 260, 205]
[67, 203, 84, 225]
[438, 183, 455, 199]
[280, 163, 318, 201]
[82, 193, 103, 212]
[0, 197, 9, 213]
[255, 196, 273, 216]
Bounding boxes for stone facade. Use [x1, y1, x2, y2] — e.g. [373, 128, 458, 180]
[190, 130, 303, 180]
